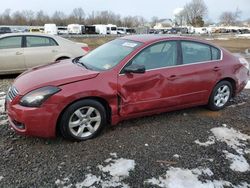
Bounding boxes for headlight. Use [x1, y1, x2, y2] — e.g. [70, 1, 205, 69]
[19, 86, 61, 107]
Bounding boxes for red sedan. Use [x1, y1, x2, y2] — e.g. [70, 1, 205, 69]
[6, 35, 249, 141]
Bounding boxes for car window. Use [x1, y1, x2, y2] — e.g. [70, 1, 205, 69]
[79, 39, 142, 71]
[181, 41, 211, 64]
[211, 47, 221, 60]
[0, 36, 22, 49]
[128, 41, 177, 70]
[26, 36, 57, 47]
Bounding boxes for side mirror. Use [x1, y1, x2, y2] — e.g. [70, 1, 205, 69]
[123, 64, 145, 74]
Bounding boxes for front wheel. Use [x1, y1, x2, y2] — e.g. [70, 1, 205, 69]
[208, 81, 233, 111]
[59, 99, 107, 141]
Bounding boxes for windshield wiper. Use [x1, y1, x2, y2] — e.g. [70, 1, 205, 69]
[73, 57, 89, 69]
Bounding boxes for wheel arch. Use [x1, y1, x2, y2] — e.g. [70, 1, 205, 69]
[55, 56, 71, 61]
[217, 77, 236, 97]
[56, 96, 112, 136]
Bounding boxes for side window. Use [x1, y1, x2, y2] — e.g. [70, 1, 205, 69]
[129, 41, 177, 70]
[26, 36, 57, 47]
[181, 41, 211, 64]
[211, 47, 221, 60]
[0, 37, 22, 49]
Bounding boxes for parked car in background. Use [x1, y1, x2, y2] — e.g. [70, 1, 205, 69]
[117, 27, 127, 34]
[0, 27, 12, 34]
[6, 35, 249, 141]
[29, 28, 41, 33]
[44, 24, 58, 35]
[57, 26, 68, 35]
[0, 33, 90, 75]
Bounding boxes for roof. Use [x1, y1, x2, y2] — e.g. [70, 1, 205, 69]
[0, 32, 56, 38]
[122, 34, 190, 43]
[121, 34, 220, 48]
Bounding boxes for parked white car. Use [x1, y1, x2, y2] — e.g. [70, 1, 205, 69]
[0, 33, 90, 75]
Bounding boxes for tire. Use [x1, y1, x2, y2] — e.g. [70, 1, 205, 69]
[59, 99, 107, 141]
[208, 81, 233, 111]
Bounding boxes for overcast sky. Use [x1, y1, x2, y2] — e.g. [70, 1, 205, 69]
[1, 0, 250, 22]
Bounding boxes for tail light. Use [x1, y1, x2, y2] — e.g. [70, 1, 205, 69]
[239, 57, 249, 70]
[81, 46, 91, 52]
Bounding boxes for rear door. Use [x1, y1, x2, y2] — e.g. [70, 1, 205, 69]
[23, 35, 60, 68]
[175, 40, 222, 104]
[0, 36, 26, 74]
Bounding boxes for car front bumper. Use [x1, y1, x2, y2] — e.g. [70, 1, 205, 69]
[7, 99, 59, 138]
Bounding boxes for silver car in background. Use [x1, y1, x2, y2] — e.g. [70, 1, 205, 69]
[0, 33, 90, 75]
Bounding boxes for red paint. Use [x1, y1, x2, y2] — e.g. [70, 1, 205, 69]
[6, 35, 249, 138]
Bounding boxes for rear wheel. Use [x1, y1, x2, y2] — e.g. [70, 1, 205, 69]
[208, 81, 232, 111]
[59, 99, 106, 141]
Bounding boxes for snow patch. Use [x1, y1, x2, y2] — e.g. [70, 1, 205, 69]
[75, 156, 135, 188]
[223, 151, 250, 172]
[173, 154, 180, 159]
[0, 95, 6, 114]
[0, 176, 3, 181]
[195, 136, 215, 147]
[75, 174, 100, 188]
[110, 153, 117, 158]
[245, 81, 250, 89]
[99, 158, 135, 178]
[55, 177, 72, 187]
[211, 127, 250, 154]
[145, 167, 231, 188]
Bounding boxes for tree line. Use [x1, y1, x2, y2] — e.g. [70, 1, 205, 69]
[0, 0, 249, 28]
[0, 8, 147, 27]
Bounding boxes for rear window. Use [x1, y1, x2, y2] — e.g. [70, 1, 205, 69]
[211, 47, 221, 60]
[181, 41, 221, 64]
[26, 36, 57, 47]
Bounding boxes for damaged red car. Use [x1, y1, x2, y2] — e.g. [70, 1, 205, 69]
[6, 35, 249, 141]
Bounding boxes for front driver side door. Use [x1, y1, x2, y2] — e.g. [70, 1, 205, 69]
[0, 36, 26, 74]
[117, 41, 179, 116]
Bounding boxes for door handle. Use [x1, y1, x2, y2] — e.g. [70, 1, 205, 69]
[52, 49, 58, 53]
[16, 52, 23, 55]
[213, 66, 221, 71]
[167, 75, 178, 81]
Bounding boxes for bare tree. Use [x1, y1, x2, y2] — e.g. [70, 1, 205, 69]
[22, 10, 34, 25]
[219, 8, 242, 26]
[12, 11, 26, 25]
[174, 10, 185, 26]
[1, 9, 12, 24]
[35, 10, 50, 25]
[71, 8, 85, 24]
[151, 16, 159, 27]
[51, 11, 66, 26]
[183, 0, 208, 27]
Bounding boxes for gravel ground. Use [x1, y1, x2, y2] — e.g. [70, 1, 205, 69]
[0, 74, 249, 188]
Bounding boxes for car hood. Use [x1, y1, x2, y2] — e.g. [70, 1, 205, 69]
[14, 59, 99, 95]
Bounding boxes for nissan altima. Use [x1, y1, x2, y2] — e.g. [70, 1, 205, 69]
[6, 35, 249, 141]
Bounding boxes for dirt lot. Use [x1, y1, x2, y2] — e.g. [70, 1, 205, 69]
[0, 36, 249, 188]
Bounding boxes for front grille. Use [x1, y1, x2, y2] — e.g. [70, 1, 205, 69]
[7, 86, 19, 101]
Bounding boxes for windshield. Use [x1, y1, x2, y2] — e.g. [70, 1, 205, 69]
[78, 39, 142, 71]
